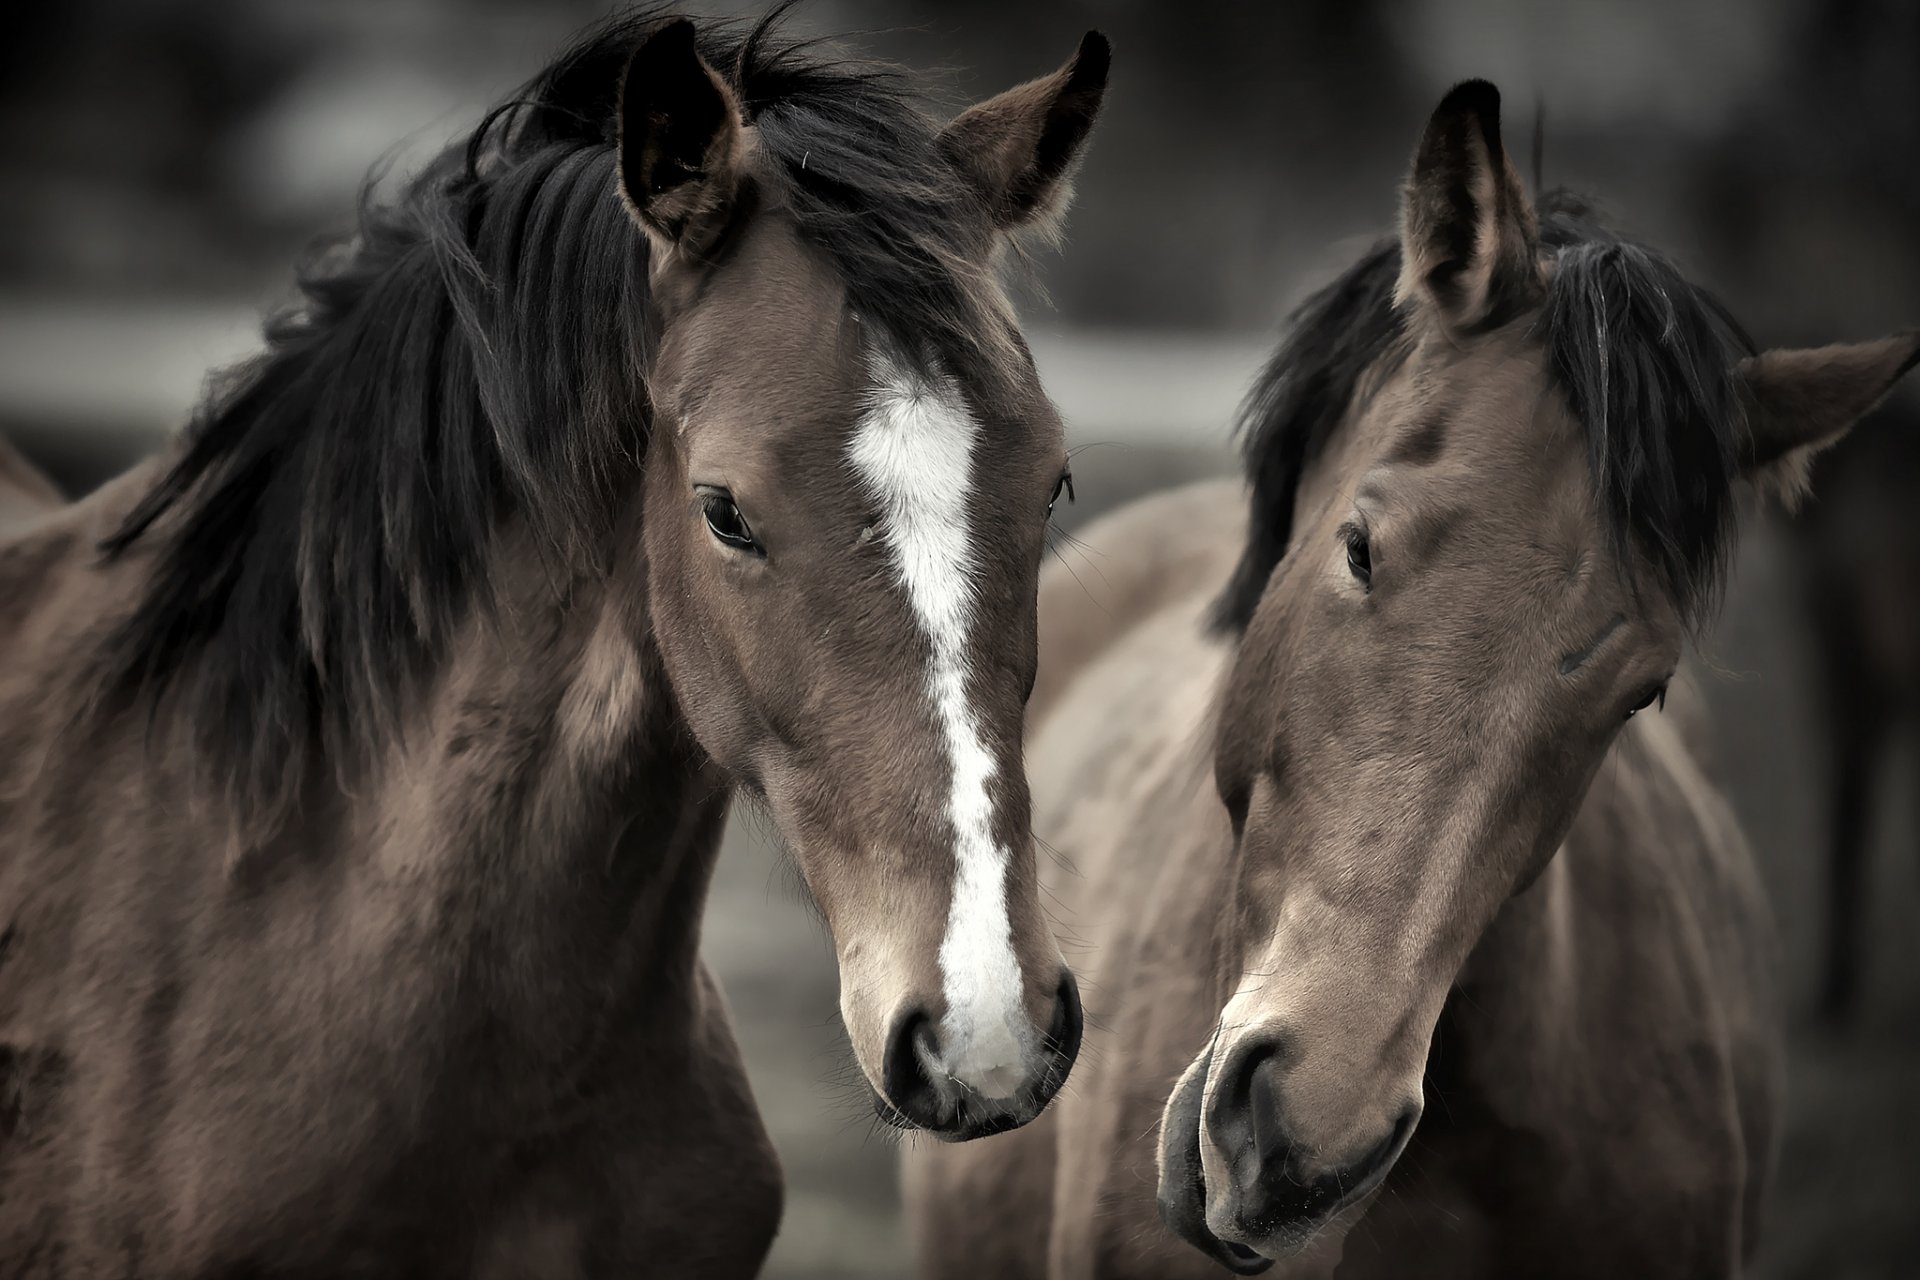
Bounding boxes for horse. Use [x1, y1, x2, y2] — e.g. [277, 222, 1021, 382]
[0, 10, 1109, 1275]
[905, 81, 1919, 1278]
[1783, 394, 1920, 1021]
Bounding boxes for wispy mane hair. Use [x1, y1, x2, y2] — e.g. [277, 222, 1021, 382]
[1215, 190, 1754, 634]
[97, 4, 998, 827]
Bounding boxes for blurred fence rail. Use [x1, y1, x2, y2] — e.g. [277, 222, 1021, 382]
[0, 299, 1262, 492]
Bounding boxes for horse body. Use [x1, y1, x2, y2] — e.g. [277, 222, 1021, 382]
[909, 481, 1779, 1278]
[1788, 396, 1920, 1018]
[1, 463, 779, 1275]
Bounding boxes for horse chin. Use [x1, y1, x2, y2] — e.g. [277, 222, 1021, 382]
[1197, 1169, 1370, 1271]
[866, 1086, 1030, 1143]
[1159, 1048, 1373, 1273]
[1169, 1184, 1276, 1275]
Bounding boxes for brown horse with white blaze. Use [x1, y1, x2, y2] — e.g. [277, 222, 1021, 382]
[0, 10, 1107, 1275]
[906, 82, 1918, 1277]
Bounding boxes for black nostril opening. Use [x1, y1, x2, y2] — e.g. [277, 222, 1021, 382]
[880, 1007, 945, 1129]
[1218, 1241, 1273, 1274]
[1205, 1039, 1283, 1190]
[1246, 1105, 1418, 1232]
[1049, 971, 1084, 1063]
[1028, 969, 1084, 1112]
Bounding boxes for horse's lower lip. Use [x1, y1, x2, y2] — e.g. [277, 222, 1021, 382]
[1185, 1215, 1276, 1275]
[1157, 1053, 1275, 1273]
[868, 1088, 1029, 1141]
[1218, 1240, 1274, 1272]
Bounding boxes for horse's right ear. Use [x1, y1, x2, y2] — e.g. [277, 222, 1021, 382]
[617, 19, 745, 258]
[939, 32, 1110, 235]
[1396, 80, 1542, 332]
[1737, 333, 1920, 503]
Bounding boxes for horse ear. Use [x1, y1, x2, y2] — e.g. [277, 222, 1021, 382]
[1737, 333, 1920, 502]
[616, 19, 745, 256]
[939, 31, 1110, 234]
[1397, 80, 1542, 331]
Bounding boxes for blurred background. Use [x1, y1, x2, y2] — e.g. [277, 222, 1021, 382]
[2, 0, 1916, 1275]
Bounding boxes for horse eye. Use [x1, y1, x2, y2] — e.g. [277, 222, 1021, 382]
[1343, 524, 1372, 590]
[1048, 470, 1075, 519]
[1624, 682, 1669, 720]
[700, 491, 761, 554]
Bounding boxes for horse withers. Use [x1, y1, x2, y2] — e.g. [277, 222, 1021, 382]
[0, 11, 1106, 1276]
[0, 436, 62, 538]
[906, 82, 1918, 1278]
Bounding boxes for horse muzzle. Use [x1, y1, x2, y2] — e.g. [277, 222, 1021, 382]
[1158, 1048, 1276, 1274]
[871, 968, 1082, 1141]
[1160, 1041, 1417, 1271]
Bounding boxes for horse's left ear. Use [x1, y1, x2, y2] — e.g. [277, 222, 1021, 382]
[939, 32, 1110, 234]
[1737, 333, 1920, 501]
[616, 19, 745, 258]
[1397, 80, 1542, 332]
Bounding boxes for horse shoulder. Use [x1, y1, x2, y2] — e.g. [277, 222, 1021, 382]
[1025, 501, 1246, 1275]
[477, 959, 780, 1279]
[1620, 701, 1783, 1244]
[1030, 476, 1244, 727]
[1026, 476, 1244, 940]
[1609, 706, 1779, 1036]
[1455, 707, 1778, 1269]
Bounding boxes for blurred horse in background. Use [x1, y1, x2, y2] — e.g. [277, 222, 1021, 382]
[1788, 394, 1920, 1021]
[906, 81, 1918, 1278]
[0, 9, 1107, 1275]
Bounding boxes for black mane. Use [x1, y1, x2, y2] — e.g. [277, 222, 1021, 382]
[1215, 190, 1754, 633]
[99, 6, 994, 822]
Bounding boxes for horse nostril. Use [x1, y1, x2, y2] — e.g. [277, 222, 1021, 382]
[1024, 969, 1084, 1112]
[1048, 970, 1084, 1065]
[1246, 1054, 1288, 1171]
[878, 978, 1086, 1135]
[1205, 1038, 1284, 1191]
[1349, 1105, 1419, 1188]
[881, 1007, 944, 1128]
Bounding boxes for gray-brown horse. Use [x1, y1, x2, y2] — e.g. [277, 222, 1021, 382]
[906, 81, 1918, 1278]
[0, 11, 1108, 1275]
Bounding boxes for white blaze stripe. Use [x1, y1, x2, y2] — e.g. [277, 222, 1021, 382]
[848, 346, 1029, 1099]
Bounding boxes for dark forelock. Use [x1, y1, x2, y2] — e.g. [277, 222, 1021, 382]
[1216, 190, 1752, 634]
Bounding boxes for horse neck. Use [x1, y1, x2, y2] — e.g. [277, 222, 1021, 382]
[338, 510, 732, 978]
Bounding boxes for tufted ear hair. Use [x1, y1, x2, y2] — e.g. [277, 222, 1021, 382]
[1396, 79, 1542, 332]
[939, 32, 1110, 235]
[1738, 333, 1920, 504]
[616, 18, 746, 259]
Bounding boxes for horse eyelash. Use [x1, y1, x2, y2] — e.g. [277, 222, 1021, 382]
[1048, 470, 1076, 519]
